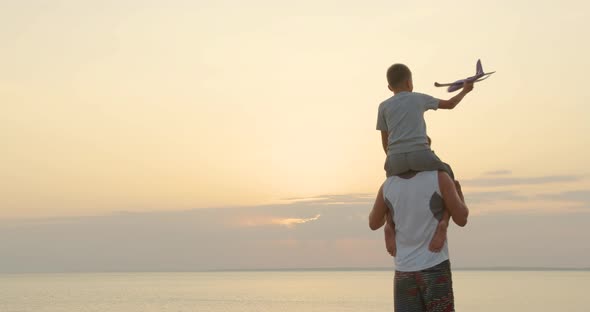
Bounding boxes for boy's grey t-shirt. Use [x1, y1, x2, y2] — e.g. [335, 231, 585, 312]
[376, 91, 439, 155]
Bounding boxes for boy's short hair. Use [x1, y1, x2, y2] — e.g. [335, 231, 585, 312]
[386, 64, 412, 88]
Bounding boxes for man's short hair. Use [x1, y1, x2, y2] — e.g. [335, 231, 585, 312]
[386, 64, 412, 88]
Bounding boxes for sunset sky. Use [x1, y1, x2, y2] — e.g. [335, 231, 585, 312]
[2, 1, 589, 272]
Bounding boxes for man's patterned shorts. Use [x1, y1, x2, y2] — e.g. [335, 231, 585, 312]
[394, 260, 455, 312]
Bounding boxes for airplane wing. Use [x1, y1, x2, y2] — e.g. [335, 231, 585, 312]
[435, 73, 495, 92]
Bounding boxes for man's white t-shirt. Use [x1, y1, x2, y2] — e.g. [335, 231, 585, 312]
[376, 92, 439, 155]
[382, 171, 449, 272]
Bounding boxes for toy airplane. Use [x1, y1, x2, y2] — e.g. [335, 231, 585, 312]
[434, 59, 495, 92]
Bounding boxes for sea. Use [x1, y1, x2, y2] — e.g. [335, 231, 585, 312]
[1, 270, 588, 312]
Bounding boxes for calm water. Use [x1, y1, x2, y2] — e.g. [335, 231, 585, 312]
[1, 270, 587, 311]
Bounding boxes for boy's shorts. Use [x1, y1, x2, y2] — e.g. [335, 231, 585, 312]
[385, 149, 455, 179]
[394, 260, 455, 312]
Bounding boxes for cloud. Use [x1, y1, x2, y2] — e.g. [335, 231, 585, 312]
[0, 202, 377, 273]
[539, 190, 590, 206]
[483, 170, 512, 176]
[2, 202, 590, 273]
[1, 171, 589, 273]
[462, 175, 583, 187]
[238, 214, 321, 228]
[454, 172, 590, 212]
[282, 193, 374, 205]
[465, 190, 528, 204]
[273, 214, 321, 227]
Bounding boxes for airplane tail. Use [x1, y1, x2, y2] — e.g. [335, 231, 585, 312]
[476, 59, 484, 76]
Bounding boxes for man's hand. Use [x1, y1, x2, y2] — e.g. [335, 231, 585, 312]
[462, 81, 474, 93]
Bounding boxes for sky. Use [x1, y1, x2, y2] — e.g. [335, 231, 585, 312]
[1, 0, 590, 272]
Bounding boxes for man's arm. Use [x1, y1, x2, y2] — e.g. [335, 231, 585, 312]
[438, 81, 474, 110]
[381, 131, 388, 154]
[438, 172, 469, 226]
[369, 184, 388, 230]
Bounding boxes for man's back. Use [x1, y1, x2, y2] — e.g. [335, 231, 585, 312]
[369, 169, 468, 312]
[383, 171, 448, 272]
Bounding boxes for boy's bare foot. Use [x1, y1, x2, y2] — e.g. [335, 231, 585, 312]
[429, 220, 448, 253]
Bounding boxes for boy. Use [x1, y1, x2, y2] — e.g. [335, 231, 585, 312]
[376, 63, 473, 254]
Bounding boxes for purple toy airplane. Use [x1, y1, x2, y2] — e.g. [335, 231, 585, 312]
[434, 59, 495, 92]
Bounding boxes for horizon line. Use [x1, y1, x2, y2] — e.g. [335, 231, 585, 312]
[2, 266, 589, 274]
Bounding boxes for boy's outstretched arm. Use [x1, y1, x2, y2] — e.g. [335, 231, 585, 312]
[438, 81, 474, 109]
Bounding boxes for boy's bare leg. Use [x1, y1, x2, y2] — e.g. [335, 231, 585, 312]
[429, 210, 450, 253]
[384, 212, 396, 257]
[429, 179, 463, 252]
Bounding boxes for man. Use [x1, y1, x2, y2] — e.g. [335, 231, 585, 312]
[369, 170, 469, 312]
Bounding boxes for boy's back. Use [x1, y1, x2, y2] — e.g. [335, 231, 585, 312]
[378, 63, 473, 178]
[376, 91, 439, 155]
